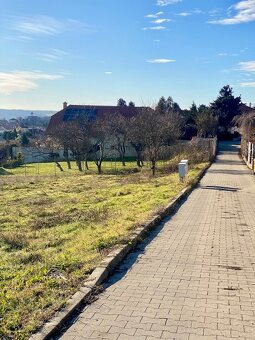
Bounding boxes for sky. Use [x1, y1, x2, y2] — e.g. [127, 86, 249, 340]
[0, 0, 255, 112]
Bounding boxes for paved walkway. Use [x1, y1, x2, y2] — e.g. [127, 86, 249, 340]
[62, 142, 255, 340]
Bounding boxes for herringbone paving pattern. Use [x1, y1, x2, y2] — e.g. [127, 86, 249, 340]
[62, 142, 255, 339]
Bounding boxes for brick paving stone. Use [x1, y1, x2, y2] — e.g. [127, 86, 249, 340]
[61, 142, 255, 339]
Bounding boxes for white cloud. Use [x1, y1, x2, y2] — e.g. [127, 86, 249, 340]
[145, 12, 164, 18]
[209, 0, 255, 25]
[218, 52, 239, 57]
[152, 18, 172, 23]
[239, 61, 255, 72]
[12, 16, 63, 36]
[104, 71, 112, 75]
[176, 9, 203, 17]
[10, 15, 87, 37]
[157, 0, 182, 6]
[192, 9, 203, 14]
[177, 12, 191, 17]
[38, 49, 67, 63]
[146, 58, 176, 63]
[0, 71, 63, 95]
[143, 26, 167, 30]
[209, 9, 221, 17]
[240, 82, 255, 87]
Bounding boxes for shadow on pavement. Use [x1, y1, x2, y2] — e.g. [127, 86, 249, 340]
[104, 217, 170, 289]
[199, 185, 240, 192]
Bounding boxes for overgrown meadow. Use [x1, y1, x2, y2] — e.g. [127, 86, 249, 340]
[0, 160, 207, 338]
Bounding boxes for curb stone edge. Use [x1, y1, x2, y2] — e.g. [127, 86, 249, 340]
[30, 162, 211, 340]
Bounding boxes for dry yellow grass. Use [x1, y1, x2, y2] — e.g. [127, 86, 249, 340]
[0, 161, 207, 338]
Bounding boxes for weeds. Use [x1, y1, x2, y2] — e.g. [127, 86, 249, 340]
[1, 231, 29, 250]
[0, 160, 207, 338]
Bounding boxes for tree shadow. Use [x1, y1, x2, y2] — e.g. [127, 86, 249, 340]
[104, 216, 171, 289]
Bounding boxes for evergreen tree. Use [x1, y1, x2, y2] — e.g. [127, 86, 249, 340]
[210, 85, 242, 139]
[190, 102, 197, 116]
[117, 98, 127, 106]
[21, 133, 29, 146]
[155, 97, 166, 114]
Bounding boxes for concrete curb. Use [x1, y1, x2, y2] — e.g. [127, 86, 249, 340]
[30, 162, 211, 340]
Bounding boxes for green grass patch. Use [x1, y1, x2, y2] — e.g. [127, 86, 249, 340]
[0, 160, 208, 339]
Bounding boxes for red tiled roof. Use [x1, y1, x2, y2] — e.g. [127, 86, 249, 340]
[47, 105, 150, 132]
[240, 104, 255, 114]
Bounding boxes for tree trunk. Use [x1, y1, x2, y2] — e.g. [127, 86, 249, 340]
[63, 148, 71, 169]
[76, 160, 82, 171]
[151, 160, 156, 176]
[85, 159, 89, 170]
[66, 160, 71, 169]
[121, 155, 126, 166]
[97, 163, 102, 174]
[136, 151, 143, 167]
[55, 162, 64, 172]
[121, 144, 126, 166]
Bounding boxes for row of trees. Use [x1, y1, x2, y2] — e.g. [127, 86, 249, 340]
[46, 106, 182, 175]
[44, 85, 244, 175]
[182, 85, 243, 140]
[1, 85, 246, 174]
[3, 129, 30, 145]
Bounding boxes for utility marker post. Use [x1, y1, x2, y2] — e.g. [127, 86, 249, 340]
[178, 159, 188, 182]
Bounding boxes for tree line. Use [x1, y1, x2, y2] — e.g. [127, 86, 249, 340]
[46, 106, 182, 176]
[1, 85, 247, 174]
[44, 85, 244, 175]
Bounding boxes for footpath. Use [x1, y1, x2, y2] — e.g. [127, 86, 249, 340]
[62, 142, 255, 340]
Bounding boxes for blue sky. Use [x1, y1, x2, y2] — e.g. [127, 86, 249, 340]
[0, 0, 255, 111]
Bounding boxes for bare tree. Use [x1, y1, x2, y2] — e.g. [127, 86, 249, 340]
[130, 108, 182, 175]
[130, 141, 144, 167]
[235, 111, 255, 141]
[90, 114, 108, 174]
[47, 123, 72, 169]
[195, 106, 218, 138]
[48, 117, 93, 172]
[107, 112, 130, 166]
[33, 137, 65, 171]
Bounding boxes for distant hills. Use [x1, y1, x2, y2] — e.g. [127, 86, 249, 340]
[0, 109, 56, 120]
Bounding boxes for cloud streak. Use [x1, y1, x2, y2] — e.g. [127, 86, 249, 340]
[157, 0, 182, 6]
[146, 58, 176, 63]
[239, 61, 255, 72]
[145, 12, 163, 18]
[209, 0, 255, 25]
[10, 15, 87, 37]
[240, 81, 255, 87]
[0, 71, 63, 95]
[152, 18, 172, 24]
[143, 26, 167, 30]
[177, 12, 192, 17]
[38, 49, 67, 63]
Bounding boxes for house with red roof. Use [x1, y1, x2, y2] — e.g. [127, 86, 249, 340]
[47, 102, 150, 132]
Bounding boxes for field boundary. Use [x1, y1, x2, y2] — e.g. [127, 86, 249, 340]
[30, 162, 212, 340]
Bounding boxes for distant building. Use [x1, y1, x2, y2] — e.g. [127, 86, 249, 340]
[47, 102, 150, 132]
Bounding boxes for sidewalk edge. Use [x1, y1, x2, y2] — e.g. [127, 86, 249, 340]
[30, 162, 211, 340]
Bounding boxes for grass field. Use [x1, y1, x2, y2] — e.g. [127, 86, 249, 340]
[0, 160, 208, 339]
